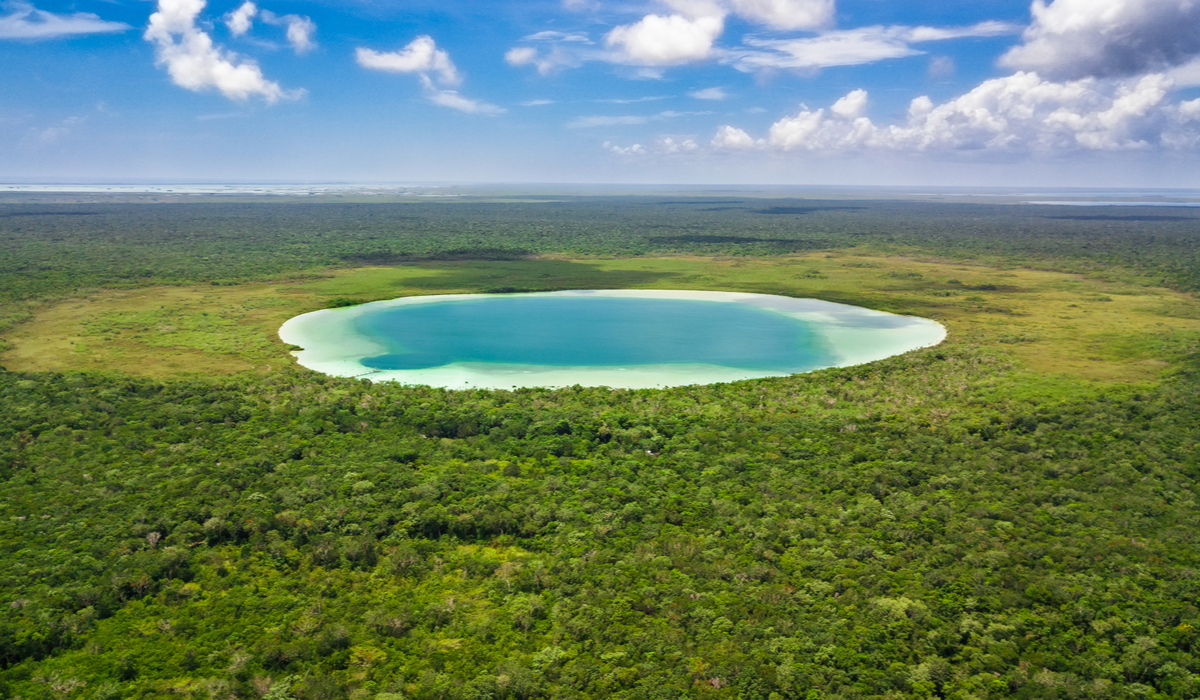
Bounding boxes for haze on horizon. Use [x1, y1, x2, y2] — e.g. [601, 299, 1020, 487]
[4, 0, 1200, 188]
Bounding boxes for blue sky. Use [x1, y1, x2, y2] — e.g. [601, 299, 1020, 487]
[3, 0, 1200, 186]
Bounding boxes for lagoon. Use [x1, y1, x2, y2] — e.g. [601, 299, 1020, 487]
[279, 290, 945, 389]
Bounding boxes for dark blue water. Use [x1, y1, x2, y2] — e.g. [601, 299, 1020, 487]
[356, 296, 832, 371]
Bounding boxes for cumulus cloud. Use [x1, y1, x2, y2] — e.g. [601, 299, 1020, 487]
[224, 2, 314, 53]
[603, 136, 699, 155]
[658, 136, 699, 152]
[0, 2, 129, 39]
[732, 21, 1020, 72]
[690, 86, 728, 100]
[505, 46, 538, 66]
[356, 36, 461, 86]
[886, 72, 1179, 150]
[145, 0, 301, 103]
[261, 10, 316, 54]
[715, 74, 1200, 153]
[830, 88, 867, 118]
[1000, 0, 1200, 80]
[603, 141, 646, 155]
[513, 3, 1010, 75]
[711, 124, 760, 148]
[225, 1, 255, 36]
[767, 100, 876, 150]
[357, 36, 503, 114]
[728, 0, 833, 30]
[605, 12, 726, 65]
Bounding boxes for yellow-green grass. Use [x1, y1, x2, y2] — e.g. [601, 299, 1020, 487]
[3, 253, 1198, 383]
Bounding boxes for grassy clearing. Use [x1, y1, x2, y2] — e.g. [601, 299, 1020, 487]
[3, 252, 1198, 383]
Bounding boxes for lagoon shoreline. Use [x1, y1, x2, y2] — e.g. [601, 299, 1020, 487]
[278, 290, 946, 389]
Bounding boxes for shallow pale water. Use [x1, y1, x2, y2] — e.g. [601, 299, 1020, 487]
[279, 290, 946, 389]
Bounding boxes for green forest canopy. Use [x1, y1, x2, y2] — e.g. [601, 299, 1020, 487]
[0, 197, 1199, 700]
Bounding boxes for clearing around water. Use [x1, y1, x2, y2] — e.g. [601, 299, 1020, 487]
[3, 252, 1197, 383]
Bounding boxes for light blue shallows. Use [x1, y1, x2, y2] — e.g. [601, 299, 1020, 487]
[278, 290, 946, 389]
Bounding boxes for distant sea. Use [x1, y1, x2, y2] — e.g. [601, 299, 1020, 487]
[1025, 201, 1200, 207]
[3, 183, 1199, 201]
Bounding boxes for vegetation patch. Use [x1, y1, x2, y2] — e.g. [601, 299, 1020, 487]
[4, 254, 1199, 383]
[2, 198, 1200, 699]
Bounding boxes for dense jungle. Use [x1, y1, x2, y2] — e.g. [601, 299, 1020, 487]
[1, 195, 1199, 700]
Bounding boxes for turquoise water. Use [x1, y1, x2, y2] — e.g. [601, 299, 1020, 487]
[355, 296, 833, 372]
[278, 290, 947, 389]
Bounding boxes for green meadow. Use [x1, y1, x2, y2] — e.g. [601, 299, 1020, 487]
[6, 253, 1198, 383]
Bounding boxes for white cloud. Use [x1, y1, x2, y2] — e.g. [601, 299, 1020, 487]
[223, 2, 314, 53]
[605, 12, 726, 65]
[736, 28, 918, 71]
[1000, 0, 1200, 80]
[521, 99, 556, 106]
[905, 21, 1020, 43]
[830, 88, 867, 118]
[429, 90, 505, 115]
[729, 0, 833, 30]
[711, 124, 760, 148]
[514, 4, 732, 72]
[658, 136, 699, 153]
[521, 30, 592, 44]
[0, 2, 129, 39]
[356, 36, 461, 86]
[767, 102, 877, 150]
[225, 1, 255, 36]
[513, 7, 1012, 76]
[505, 45, 580, 75]
[665, 0, 727, 17]
[603, 141, 646, 155]
[145, 0, 300, 103]
[1168, 57, 1200, 87]
[603, 137, 699, 155]
[732, 22, 1020, 72]
[505, 46, 537, 66]
[690, 86, 728, 100]
[569, 109, 710, 128]
[506, 31, 592, 75]
[716, 74, 1200, 153]
[892, 72, 1183, 151]
[261, 10, 316, 54]
[357, 35, 502, 114]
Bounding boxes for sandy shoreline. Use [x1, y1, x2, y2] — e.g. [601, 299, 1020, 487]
[278, 290, 946, 389]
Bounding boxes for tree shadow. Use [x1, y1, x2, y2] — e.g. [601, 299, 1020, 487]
[1041, 215, 1197, 222]
[393, 259, 680, 293]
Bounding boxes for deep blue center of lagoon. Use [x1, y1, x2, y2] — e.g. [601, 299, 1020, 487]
[356, 296, 832, 371]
